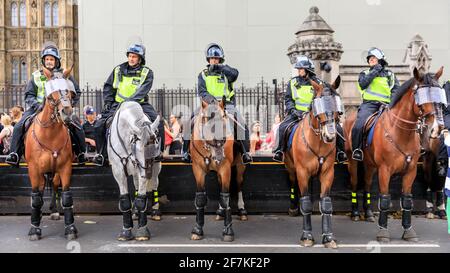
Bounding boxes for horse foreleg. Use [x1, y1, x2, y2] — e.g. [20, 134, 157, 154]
[134, 175, 151, 241]
[59, 165, 78, 241]
[319, 166, 338, 249]
[28, 167, 45, 241]
[400, 168, 419, 242]
[376, 165, 392, 243]
[235, 163, 248, 221]
[363, 165, 376, 222]
[113, 166, 134, 241]
[49, 174, 61, 221]
[218, 167, 234, 242]
[296, 167, 314, 247]
[148, 162, 162, 221]
[191, 164, 207, 240]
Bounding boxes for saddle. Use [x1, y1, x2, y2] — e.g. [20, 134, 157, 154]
[285, 113, 307, 151]
[363, 106, 387, 148]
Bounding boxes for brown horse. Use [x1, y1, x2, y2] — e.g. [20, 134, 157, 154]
[344, 67, 445, 242]
[190, 99, 246, 242]
[284, 76, 342, 249]
[25, 66, 78, 241]
[419, 124, 447, 220]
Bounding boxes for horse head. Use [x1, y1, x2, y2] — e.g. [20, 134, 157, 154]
[310, 75, 343, 143]
[140, 114, 161, 160]
[43, 65, 76, 125]
[412, 66, 445, 139]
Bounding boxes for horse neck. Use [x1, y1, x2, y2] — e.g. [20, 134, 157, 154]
[304, 111, 322, 145]
[387, 88, 418, 136]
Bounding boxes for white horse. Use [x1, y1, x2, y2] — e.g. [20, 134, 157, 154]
[107, 101, 161, 241]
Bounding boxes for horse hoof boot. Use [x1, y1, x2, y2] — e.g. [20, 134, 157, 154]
[322, 235, 338, 249]
[28, 227, 42, 241]
[300, 232, 314, 247]
[426, 212, 435, 219]
[437, 210, 447, 220]
[324, 240, 338, 249]
[223, 235, 234, 242]
[288, 208, 300, 217]
[65, 225, 78, 241]
[191, 233, 203, 241]
[376, 229, 390, 243]
[364, 210, 375, 222]
[150, 209, 162, 221]
[135, 227, 151, 241]
[117, 229, 134, 241]
[215, 208, 225, 221]
[402, 228, 418, 242]
[237, 208, 248, 221]
[50, 213, 60, 221]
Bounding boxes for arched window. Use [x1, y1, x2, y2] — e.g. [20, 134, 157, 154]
[12, 60, 20, 85]
[44, 1, 51, 27]
[52, 2, 59, 26]
[20, 61, 28, 84]
[11, 2, 19, 27]
[19, 2, 26, 27]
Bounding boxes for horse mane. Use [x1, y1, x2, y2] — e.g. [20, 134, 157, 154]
[389, 73, 437, 109]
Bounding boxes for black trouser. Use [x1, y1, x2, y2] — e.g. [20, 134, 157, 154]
[437, 114, 450, 163]
[351, 101, 383, 152]
[275, 112, 302, 152]
[9, 107, 86, 158]
[94, 102, 164, 158]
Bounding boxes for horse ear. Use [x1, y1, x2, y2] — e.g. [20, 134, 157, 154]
[434, 66, 444, 80]
[413, 67, 422, 81]
[42, 67, 52, 80]
[310, 79, 321, 92]
[63, 64, 74, 79]
[219, 97, 225, 110]
[332, 75, 341, 90]
[201, 99, 208, 109]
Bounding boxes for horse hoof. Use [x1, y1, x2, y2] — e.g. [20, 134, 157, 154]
[223, 235, 234, 242]
[324, 240, 338, 249]
[376, 229, 390, 243]
[402, 229, 418, 242]
[300, 239, 314, 247]
[66, 233, 78, 241]
[151, 215, 161, 221]
[365, 216, 375, 222]
[50, 213, 60, 221]
[191, 233, 203, 241]
[288, 208, 300, 217]
[239, 215, 248, 221]
[117, 229, 134, 241]
[29, 234, 41, 241]
[426, 212, 435, 219]
[215, 215, 224, 221]
[351, 216, 360, 222]
[135, 227, 151, 241]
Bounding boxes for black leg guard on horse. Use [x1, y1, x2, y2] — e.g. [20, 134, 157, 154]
[378, 194, 391, 229]
[134, 194, 148, 228]
[363, 191, 374, 221]
[192, 192, 207, 236]
[30, 191, 44, 228]
[219, 192, 234, 241]
[119, 194, 133, 230]
[400, 194, 413, 230]
[320, 196, 336, 244]
[426, 188, 434, 214]
[299, 195, 314, 243]
[351, 191, 360, 220]
[62, 190, 78, 239]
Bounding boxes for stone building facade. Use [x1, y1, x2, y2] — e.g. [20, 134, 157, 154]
[0, 0, 79, 89]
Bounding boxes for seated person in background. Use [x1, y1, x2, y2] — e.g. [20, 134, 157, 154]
[265, 114, 281, 151]
[82, 106, 97, 153]
[9, 106, 23, 127]
[0, 114, 14, 155]
[250, 121, 263, 155]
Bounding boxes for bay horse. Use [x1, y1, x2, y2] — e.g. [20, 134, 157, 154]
[344, 67, 445, 242]
[284, 76, 343, 249]
[25, 66, 78, 241]
[108, 101, 161, 241]
[190, 98, 246, 242]
[419, 123, 447, 220]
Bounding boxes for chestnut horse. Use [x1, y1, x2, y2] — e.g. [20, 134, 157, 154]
[284, 76, 343, 249]
[344, 67, 445, 242]
[190, 99, 246, 242]
[25, 66, 78, 241]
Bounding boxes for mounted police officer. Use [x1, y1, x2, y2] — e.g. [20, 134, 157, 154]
[181, 43, 252, 164]
[92, 43, 164, 166]
[351, 47, 400, 161]
[272, 56, 347, 163]
[5, 44, 87, 166]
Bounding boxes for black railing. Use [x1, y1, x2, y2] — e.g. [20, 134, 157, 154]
[0, 78, 287, 133]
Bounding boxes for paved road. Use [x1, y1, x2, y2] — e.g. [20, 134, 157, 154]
[0, 214, 448, 253]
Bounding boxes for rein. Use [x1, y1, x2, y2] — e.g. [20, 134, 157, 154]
[301, 114, 335, 167]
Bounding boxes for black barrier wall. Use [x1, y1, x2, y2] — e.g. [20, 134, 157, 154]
[0, 158, 430, 215]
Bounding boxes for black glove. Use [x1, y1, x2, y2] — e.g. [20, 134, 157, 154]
[31, 101, 40, 111]
[373, 64, 383, 73]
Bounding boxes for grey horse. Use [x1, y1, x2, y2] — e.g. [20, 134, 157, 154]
[107, 101, 161, 241]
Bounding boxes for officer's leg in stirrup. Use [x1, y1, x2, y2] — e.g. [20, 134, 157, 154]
[273, 114, 297, 163]
[92, 117, 109, 166]
[336, 123, 347, 163]
[6, 110, 34, 166]
[69, 120, 88, 165]
[181, 112, 195, 163]
[437, 135, 448, 177]
[351, 108, 367, 162]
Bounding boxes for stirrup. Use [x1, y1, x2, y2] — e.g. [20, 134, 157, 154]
[242, 153, 253, 164]
[93, 154, 105, 166]
[5, 152, 20, 166]
[273, 151, 284, 163]
[336, 151, 347, 163]
[352, 149, 364, 161]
